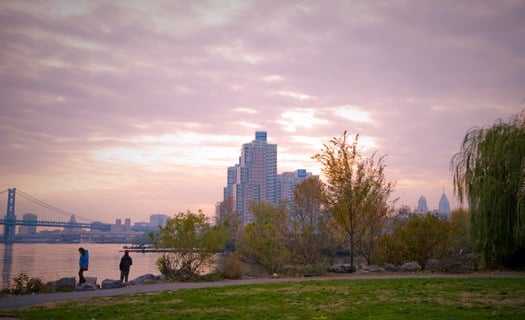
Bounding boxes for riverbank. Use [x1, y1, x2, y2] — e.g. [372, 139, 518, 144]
[2, 271, 524, 311]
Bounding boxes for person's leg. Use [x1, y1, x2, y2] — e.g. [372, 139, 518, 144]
[120, 271, 124, 282]
[125, 271, 129, 282]
[79, 269, 85, 284]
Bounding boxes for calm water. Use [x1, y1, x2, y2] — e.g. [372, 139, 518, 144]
[0, 243, 166, 289]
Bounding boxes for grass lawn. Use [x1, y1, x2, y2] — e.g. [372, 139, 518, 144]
[1, 277, 524, 319]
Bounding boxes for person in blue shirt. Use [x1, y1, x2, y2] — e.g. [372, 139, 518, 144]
[78, 247, 89, 285]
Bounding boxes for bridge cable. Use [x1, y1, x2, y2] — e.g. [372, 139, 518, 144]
[16, 189, 97, 223]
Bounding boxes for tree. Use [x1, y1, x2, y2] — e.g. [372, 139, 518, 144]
[289, 176, 333, 270]
[451, 110, 525, 268]
[314, 131, 395, 268]
[215, 196, 241, 251]
[152, 210, 226, 279]
[356, 203, 392, 265]
[450, 208, 471, 253]
[239, 201, 289, 273]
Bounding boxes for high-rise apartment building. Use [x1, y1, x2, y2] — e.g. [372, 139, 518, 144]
[277, 169, 313, 208]
[220, 131, 319, 226]
[224, 131, 278, 225]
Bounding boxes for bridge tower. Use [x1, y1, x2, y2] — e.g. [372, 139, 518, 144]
[3, 188, 16, 242]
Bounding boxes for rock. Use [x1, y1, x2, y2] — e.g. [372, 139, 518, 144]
[128, 274, 159, 285]
[86, 276, 97, 286]
[329, 264, 355, 273]
[76, 283, 97, 291]
[366, 265, 385, 272]
[383, 263, 400, 272]
[425, 259, 441, 272]
[101, 279, 122, 289]
[356, 269, 370, 274]
[400, 261, 422, 272]
[52, 277, 76, 291]
[356, 264, 385, 272]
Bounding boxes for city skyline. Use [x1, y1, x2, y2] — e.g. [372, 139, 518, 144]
[1, 1, 524, 223]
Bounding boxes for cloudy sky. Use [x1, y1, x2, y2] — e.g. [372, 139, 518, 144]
[1, 0, 524, 224]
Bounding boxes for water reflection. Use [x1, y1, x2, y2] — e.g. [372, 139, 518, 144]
[0, 243, 166, 289]
[2, 244, 13, 289]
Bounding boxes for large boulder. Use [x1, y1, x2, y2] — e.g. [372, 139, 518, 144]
[86, 276, 97, 286]
[329, 264, 355, 273]
[366, 265, 385, 272]
[128, 274, 159, 285]
[357, 264, 385, 272]
[76, 283, 97, 291]
[101, 279, 123, 289]
[425, 259, 441, 272]
[400, 261, 422, 272]
[51, 277, 76, 291]
[383, 263, 400, 272]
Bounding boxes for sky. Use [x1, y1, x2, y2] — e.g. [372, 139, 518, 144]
[1, 0, 524, 225]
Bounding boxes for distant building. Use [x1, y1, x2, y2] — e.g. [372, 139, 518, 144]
[437, 190, 451, 219]
[150, 214, 169, 228]
[223, 164, 239, 201]
[112, 218, 131, 232]
[415, 191, 452, 220]
[277, 169, 314, 209]
[219, 131, 322, 226]
[416, 196, 429, 213]
[19, 213, 37, 235]
[64, 215, 80, 234]
[224, 131, 278, 225]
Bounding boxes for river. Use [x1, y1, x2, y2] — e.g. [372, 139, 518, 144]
[0, 243, 168, 289]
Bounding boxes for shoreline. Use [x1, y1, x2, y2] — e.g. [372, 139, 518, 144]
[1, 271, 525, 310]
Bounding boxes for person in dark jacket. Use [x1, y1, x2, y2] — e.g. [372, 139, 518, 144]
[78, 247, 89, 285]
[119, 250, 133, 282]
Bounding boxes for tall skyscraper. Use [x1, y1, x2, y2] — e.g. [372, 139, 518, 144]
[416, 195, 429, 213]
[224, 131, 277, 225]
[438, 190, 451, 219]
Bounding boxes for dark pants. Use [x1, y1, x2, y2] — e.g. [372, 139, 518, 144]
[78, 268, 86, 284]
[120, 270, 130, 282]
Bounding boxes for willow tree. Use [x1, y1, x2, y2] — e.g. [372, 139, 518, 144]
[314, 131, 395, 268]
[451, 110, 525, 268]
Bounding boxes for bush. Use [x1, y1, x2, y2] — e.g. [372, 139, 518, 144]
[218, 252, 242, 279]
[27, 277, 45, 293]
[9, 273, 50, 294]
[11, 273, 29, 294]
[375, 214, 456, 268]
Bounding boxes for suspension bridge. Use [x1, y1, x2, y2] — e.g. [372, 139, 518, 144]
[0, 188, 112, 242]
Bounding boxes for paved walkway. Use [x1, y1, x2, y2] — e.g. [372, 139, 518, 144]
[1, 272, 524, 310]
